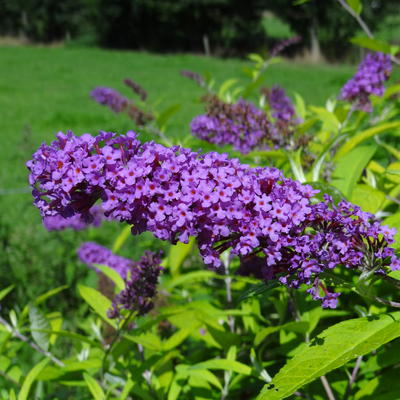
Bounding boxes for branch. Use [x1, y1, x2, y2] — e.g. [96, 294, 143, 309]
[320, 375, 337, 400]
[336, 0, 400, 65]
[343, 356, 363, 400]
[336, 0, 373, 38]
[0, 316, 64, 367]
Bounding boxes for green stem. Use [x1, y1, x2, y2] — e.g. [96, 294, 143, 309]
[101, 310, 136, 381]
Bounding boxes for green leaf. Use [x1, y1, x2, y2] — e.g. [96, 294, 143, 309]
[35, 285, 69, 306]
[309, 106, 339, 132]
[254, 321, 310, 346]
[375, 136, 400, 160]
[168, 374, 186, 400]
[33, 329, 99, 347]
[350, 184, 385, 213]
[65, 359, 102, 372]
[112, 224, 132, 253]
[162, 328, 192, 351]
[18, 358, 49, 400]
[176, 365, 223, 390]
[29, 305, 50, 352]
[383, 213, 400, 248]
[157, 104, 181, 129]
[167, 237, 195, 276]
[257, 312, 400, 400]
[332, 145, 377, 198]
[167, 270, 218, 289]
[247, 53, 264, 64]
[346, 0, 362, 14]
[120, 378, 135, 400]
[237, 281, 279, 303]
[293, 92, 306, 120]
[306, 182, 346, 204]
[189, 359, 252, 375]
[218, 78, 239, 99]
[351, 36, 392, 54]
[0, 285, 14, 301]
[77, 284, 115, 327]
[95, 264, 125, 292]
[83, 373, 105, 400]
[124, 332, 162, 351]
[335, 121, 400, 159]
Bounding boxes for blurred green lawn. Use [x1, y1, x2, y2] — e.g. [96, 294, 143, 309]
[0, 46, 354, 304]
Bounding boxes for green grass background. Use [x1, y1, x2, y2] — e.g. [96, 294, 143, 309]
[0, 46, 355, 305]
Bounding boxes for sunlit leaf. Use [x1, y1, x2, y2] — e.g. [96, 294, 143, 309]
[257, 312, 400, 399]
[83, 373, 105, 400]
[18, 358, 49, 400]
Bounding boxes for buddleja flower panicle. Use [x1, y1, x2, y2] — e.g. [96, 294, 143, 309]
[90, 87, 154, 126]
[78, 242, 162, 318]
[190, 89, 302, 154]
[340, 52, 392, 112]
[27, 131, 399, 308]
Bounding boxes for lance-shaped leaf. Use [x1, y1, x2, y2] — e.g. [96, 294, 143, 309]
[257, 312, 400, 400]
[29, 305, 50, 352]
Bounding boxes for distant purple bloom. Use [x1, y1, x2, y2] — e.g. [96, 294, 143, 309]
[43, 205, 104, 231]
[270, 36, 301, 58]
[123, 78, 147, 101]
[340, 52, 392, 112]
[90, 87, 129, 113]
[78, 242, 133, 279]
[191, 91, 303, 153]
[180, 70, 207, 88]
[90, 86, 153, 126]
[190, 95, 274, 154]
[28, 131, 399, 307]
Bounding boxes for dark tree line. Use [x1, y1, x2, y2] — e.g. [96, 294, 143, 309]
[0, 0, 398, 58]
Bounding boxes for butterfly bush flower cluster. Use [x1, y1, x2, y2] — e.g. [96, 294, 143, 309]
[42, 205, 104, 231]
[78, 242, 162, 317]
[27, 131, 399, 308]
[190, 88, 302, 154]
[108, 250, 163, 319]
[340, 52, 392, 112]
[190, 95, 274, 154]
[91, 83, 154, 126]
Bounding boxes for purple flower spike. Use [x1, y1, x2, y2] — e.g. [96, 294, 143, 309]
[340, 52, 392, 112]
[43, 205, 104, 231]
[78, 242, 134, 279]
[91, 86, 154, 126]
[265, 86, 298, 125]
[190, 95, 274, 154]
[191, 92, 303, 154]
[78, 243, 162, 318]
[28, 131, 399, 308]
[90, 87, 129, 113]
[107, 250, 163, 319]
[123, 78, 148, 101]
